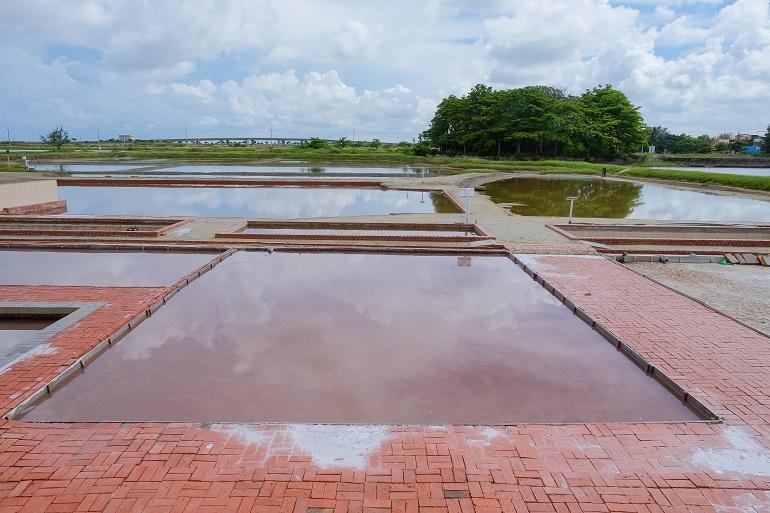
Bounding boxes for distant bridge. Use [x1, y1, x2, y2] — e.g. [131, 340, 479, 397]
[142, 137, 312, 144]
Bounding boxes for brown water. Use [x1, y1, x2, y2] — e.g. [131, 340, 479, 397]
[21, 252, 699, 424]
[0, 250, 215, 286]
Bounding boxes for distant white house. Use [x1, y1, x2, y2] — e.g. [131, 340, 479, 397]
[118, 134, 135, 142]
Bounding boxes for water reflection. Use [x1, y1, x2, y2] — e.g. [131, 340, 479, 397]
[22, 252, 698, 424]
[58, 186, 458, 217]
[0, 318, 55, 364]
[157, 165, 430, 176]
[33, 164, 144, 172]
[0, 250, 213, 286]
[485, 175, 770, 221]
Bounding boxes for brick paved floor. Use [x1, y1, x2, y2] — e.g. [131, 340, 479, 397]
[2, 254, 770, 513]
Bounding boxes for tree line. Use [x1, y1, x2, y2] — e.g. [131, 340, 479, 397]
[421, 84, 647, 160]
[648, 126, 770, 154]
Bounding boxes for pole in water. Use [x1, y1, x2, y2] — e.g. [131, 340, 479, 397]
[566, 196, 578, 224]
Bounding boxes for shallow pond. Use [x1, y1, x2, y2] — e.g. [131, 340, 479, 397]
[68, 165, 433, 178]
[0, 250, 214, 286]
[58, 186, 458, 217]
[20, 252, 698, 424]
[33, 164, 145, 172]
[484, 175, 770, 221]
[241, 227, 475, 237]
[155, 165, 431, 176]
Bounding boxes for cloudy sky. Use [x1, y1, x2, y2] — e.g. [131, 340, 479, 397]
[1, 0, 768, 141]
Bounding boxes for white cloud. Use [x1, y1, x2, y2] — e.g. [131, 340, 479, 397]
[198, 70, 434, 139]
[0, 0, 769, 140]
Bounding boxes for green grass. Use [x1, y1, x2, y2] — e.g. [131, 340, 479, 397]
[11, 142, 626, 173]
[0, 160, 28, 172]
[623, 168, 770, 193]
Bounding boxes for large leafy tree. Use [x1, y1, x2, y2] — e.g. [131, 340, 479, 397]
[423, 83, 646, 159]
[578, 85, 646, 159]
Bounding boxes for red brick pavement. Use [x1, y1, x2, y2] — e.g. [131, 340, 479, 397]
[1, 254, 770, 513]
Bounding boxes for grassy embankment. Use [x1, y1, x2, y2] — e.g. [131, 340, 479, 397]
[622, 168, 770, 193]
[0, 160, 28, 172]
[5, 143, 621, 173]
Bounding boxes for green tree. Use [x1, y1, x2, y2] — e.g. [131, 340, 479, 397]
[370, 138, 381, 148]
[579, 85, 646, 159]
[647, 126, 670, 152]
[41, 126, 70, 150]
[422, 83, 645, 160]
[302, 137, 329, 149]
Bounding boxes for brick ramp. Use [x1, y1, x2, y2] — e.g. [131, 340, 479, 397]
[1, 256, 770, 512]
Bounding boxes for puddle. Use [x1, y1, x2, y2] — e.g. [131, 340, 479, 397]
[58, 186, 459, 217]
[22, 252, 699, 424]
[485, 175, 770, 221]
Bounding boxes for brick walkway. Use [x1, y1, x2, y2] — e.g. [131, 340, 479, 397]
[2, 255, 770, 512]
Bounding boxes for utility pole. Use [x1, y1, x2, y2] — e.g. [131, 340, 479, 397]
[6, 128, 10, 166]
[269, 128, 273, 140]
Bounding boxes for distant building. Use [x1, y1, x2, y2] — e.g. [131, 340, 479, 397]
[118, 134, 135, 142]
[734, 133, 764, 146]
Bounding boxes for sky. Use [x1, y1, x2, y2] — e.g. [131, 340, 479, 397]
[0, 0, 769, 142]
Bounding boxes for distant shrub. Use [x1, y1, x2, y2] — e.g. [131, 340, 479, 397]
[413, 143, 439, 156]
[301, 138, 330, 150]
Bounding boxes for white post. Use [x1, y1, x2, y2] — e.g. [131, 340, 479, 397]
[566, 196, 578, 224]
[460, 187, 474, 224]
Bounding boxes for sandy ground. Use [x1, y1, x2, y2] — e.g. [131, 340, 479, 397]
[626, 262, 770, 337]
